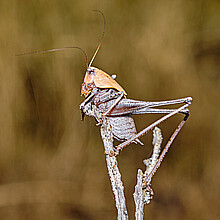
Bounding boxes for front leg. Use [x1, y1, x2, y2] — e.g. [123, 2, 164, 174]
[96, 91, 125, 126]
[80, 92, 95, 120]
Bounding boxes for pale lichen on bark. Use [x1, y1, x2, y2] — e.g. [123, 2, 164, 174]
[83, 102, 128, 220]
[133, 127, 163, 220]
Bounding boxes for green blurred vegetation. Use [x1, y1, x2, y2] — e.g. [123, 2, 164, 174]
[0, 0, 219, 219]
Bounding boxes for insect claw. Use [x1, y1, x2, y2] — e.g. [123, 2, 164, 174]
[79, 103, 86, 121]
[81, 112, 85, 121]
[96, 119, 102, 126]
[184, 112, 190, 121]
[114, 151, 119, 157]
[104, 147, 120, 157]
[96, 114, 106, 126]
[110, 147, 119, 156]
[79, 103, 85, 110]
[185, 97, 193, 104]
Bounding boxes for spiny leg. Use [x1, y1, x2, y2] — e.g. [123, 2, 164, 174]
[80, 92, 96, 120]
[102, 96, 192, 116]
[80, 92, 95, 109]
[143, 113, 189, 186]
[144, 97, 192, 108]
[132, 107, 189, 115]
[96, 91, 124, 126]
[114, 102, 191, 156]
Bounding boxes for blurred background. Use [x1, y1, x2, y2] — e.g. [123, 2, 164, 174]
[0, 0, 219, 219]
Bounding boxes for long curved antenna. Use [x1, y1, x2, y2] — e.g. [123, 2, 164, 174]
[88, 10, 106, 67]
[16, 46, 89, 68]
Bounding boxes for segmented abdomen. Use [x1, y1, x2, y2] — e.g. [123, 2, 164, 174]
[107, 115, 143, 145]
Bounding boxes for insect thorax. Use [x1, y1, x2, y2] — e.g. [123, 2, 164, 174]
[93, 88, 121, 106]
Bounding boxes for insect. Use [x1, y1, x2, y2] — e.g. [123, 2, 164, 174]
[79, 11, 192, 155]
[17, 11, 192, 156]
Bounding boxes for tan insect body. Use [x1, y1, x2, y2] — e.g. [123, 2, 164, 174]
[82, 66, 127, 97]
[93, 67, 127, 95]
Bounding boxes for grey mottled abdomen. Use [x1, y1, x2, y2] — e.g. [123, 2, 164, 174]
[108, 115, 143, 145]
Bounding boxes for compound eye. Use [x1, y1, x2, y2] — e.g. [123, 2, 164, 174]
[87, 68, 95, 74]
[89, 69, 94, 74]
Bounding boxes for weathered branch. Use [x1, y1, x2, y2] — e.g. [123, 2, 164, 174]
[83, 103, 128, 220]
[82, 102, 187, 220]
[133, 127, 163, 220]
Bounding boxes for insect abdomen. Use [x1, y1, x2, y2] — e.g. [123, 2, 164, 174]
[108, 115, 143, 145]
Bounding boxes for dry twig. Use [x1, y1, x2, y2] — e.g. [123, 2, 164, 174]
[82, 102, 187, 220]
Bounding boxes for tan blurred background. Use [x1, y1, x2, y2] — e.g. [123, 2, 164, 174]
[0, 0, 219, 219]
